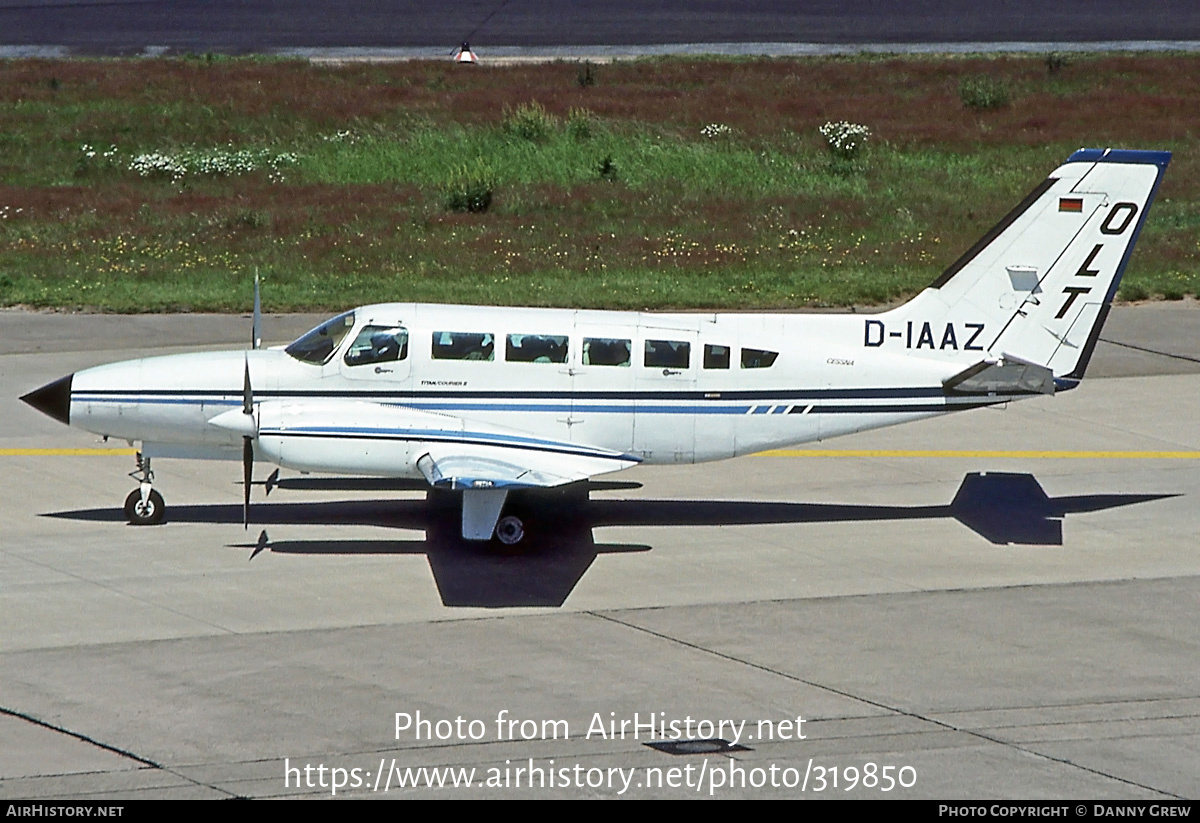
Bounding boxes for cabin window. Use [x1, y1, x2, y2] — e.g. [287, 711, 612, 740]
[703, 344, 730, 369]
[506, 334, 568, 364]
[644, 339, 690, 369]
[432, 331, 495, 361]
[285, 311, 356, 365]
[344, 325, 409, 367]
[583, 337, 631, 367]
[740, 348, 779, 369]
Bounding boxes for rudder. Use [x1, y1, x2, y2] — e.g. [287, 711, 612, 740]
[881, 148, 1169, 383]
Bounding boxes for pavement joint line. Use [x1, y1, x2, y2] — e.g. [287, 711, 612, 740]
[1099, 337, 1200, 364]
[0, 705, 160, 769]
[943, 709, 1200, 735]
[587, 611, 1185, 799]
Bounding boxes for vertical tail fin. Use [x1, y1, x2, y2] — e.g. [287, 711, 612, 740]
[885, 149, 1169, 384]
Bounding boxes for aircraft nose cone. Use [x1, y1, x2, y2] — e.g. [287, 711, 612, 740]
[20, 374, 73, 425]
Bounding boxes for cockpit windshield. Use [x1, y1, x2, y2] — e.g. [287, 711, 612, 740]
[284, 311, 356, 364]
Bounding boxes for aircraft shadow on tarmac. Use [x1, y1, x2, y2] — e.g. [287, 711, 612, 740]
[47, 472, 1173, 608]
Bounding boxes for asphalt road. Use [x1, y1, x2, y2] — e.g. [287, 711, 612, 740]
[2, 1, 1200, 55]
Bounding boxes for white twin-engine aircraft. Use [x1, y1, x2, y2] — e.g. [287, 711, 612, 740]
[21, 148, 1169, 545]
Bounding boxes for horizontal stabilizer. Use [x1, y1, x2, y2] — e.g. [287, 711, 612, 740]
[943, 355, 1054, 396]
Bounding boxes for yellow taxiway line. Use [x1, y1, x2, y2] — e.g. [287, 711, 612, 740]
[757, 449, 1200, 459]
[0, 448, 139, 456]
[2, 447, 1198, 459]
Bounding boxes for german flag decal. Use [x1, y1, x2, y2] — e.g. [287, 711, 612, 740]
[1059, 197, 1084, 213]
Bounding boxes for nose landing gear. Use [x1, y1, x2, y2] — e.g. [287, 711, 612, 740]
[124, 452, 165, 525]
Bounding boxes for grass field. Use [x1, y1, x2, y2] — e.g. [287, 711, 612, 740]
[0, 54, 1197, 312]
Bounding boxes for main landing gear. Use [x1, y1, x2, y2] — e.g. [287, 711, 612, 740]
[493, 514, 526, 546]
[458, 487, 529, 548]
[124, 452, 165, 526]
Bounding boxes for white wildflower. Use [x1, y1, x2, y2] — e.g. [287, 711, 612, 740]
[127, 145, 300, 183]
[819, 121, 871, 161]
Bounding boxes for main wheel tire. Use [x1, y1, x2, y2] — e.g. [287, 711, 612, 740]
[493, 514, 526, 546]
[124, 488, 165, 526]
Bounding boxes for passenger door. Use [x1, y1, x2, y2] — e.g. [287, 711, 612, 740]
[569, 316, 637, 453]
[634, 324, 699, 463]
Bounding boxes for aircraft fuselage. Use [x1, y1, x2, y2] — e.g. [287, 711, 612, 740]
[64, 303, 987, 476]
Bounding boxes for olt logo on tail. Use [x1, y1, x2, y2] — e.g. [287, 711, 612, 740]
[1056, 201, 1138, 320]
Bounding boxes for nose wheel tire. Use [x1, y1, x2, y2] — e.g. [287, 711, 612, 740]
[124, 488, 166, 526]
[493, 515, 526, 546]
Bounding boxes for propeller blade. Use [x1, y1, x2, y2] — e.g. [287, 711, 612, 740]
[252, 271, 262, 350]
[242, 356, 253, 416]
[243, 435, 253, 530]
[264, 468, 280, 497]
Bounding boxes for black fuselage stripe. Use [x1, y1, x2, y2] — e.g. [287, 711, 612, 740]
[77, 386, 966, 401]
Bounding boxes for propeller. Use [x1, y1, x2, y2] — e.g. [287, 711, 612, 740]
[251, 270, 262, 351]
[244, 273, 262, 528]
[242, 355, 254, 530]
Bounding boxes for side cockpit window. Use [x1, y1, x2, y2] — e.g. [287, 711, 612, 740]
[432, 331, 495, 361]
[740, 348, 779, 369]
[583, 338, 631, 367]
[507, 334, 568, 363]
[644, 339, 690, 369]
[285, 311, 356, 365]
[703, 344, 731, 369]
[344, 325, 409, 367]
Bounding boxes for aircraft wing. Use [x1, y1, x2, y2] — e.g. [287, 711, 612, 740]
[249, 398, 642, 488]
[415, 444, 635, 490]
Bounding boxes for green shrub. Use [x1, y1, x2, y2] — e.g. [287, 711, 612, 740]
[577, 61, 596, 88]
[567, 107, 595, 140]
[959, 75, 1010, 110]
[443, 159, 496, 213]
[1118, 281, 1148, 302]
[596, 154, 618, 181]
[503, 101, 558, 143]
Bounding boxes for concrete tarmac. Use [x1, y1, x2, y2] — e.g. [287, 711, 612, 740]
[1, 304, 1198, 799]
